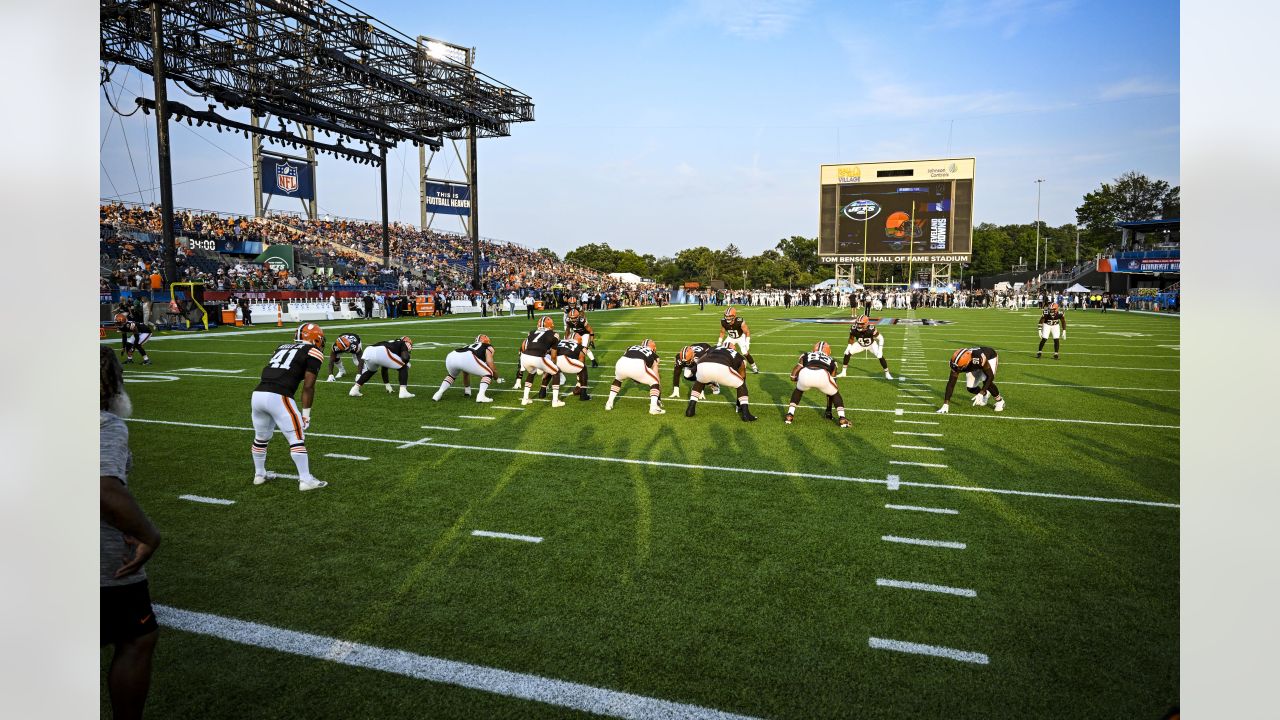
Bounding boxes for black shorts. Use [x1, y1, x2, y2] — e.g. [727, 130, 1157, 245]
[101, 579, 157, 646]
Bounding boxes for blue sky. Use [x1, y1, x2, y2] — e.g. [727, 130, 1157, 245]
[100, 0, 1179, 257]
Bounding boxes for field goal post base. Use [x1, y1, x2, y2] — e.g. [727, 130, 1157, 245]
[169, 281, 209, 331]
[834, 263, 857, 291]
[929, 262, 953, 289]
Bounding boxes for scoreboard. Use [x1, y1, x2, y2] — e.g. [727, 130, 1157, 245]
[818, 158, 974, 264]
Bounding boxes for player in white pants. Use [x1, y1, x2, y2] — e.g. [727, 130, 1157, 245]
[839, 315, 893, 380]
[350, 337, 414, 398]
[786, 342, 850, 427]
[432, 335, 499, 402]
[605, 339, 665, 414]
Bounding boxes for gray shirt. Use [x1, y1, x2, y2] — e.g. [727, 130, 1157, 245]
[100, 411, 143, 587]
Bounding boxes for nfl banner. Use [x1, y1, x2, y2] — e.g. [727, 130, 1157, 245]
[261, 156, 315, 200]
[424, 181, 471, 216]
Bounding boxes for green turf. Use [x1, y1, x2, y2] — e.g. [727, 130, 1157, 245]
[106, 304, 1179, 719]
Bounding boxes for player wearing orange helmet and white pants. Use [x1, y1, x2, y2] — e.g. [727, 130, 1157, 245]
[839, 315, 892, 380]
[938, 347, 1004, 413]
[520, 316, 562, 406]
[786, 341, 851, 427]
[350, 336, 415, 399]
[553, 332, 592, 402]
[250, 323, 327, 491]
[432, 334, 500, 403]
[717, 307, 759, 373]
[683, 345, 758, 422]
[605, 339, 665, 415]
[1036, 302, 1067, 359]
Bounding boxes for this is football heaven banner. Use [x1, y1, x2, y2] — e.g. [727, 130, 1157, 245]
[261, 157, 315, 200]
[424, 181, 471, 216]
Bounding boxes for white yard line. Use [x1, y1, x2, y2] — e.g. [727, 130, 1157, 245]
[123, 418, 1180, 508]
[896, 402, 935, 406]
[178, 494, 235, 505]
[395, 437, 433, 450]
[458, 415, 497, 420]
[420, 425, 463, 431]
[893, 431, 943, 437]
[889, 460, 948, 468]
[324, 453, 370, 461]
[490, 406, 526, 411]
[881, 535, 966, 549]
[885, 503, 958, 515]
[868, 637, 989, 665]
[891, 445, 945, 452]
[894, 420, 940, 425]
[875, 579, 976, 597]
[471, 530, 543, 543]
[152, 605, 761, 720]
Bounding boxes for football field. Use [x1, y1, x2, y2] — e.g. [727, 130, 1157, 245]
[106, 303, 1179, 719]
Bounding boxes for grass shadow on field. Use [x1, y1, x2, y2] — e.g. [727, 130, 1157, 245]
[1020, 372, 1177, 414]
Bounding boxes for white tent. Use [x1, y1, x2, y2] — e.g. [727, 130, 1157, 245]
[1064, 283, 1091, 293]
[607, 272, 644, 285]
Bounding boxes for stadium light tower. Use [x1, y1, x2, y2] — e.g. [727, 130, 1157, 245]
[1034, 179, 1045, 271]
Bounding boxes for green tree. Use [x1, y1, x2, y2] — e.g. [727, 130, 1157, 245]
[563, 243, 619, 272]
[536, 247, 560, 262]
[1075, 171, 1179, 252]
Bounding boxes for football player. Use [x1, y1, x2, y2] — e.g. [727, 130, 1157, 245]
[669, 342, 719, 398]
[564, 308, 599, 368]
[349, 336, 415, 399]
[683, 344, 757, 422]
[562, 295, 580, 326]
[520, 316, 562, 406]
[553, 332, 592, 402]
[120, 321, 154, 365]
[1036, 302, 1067, 359]
[605, 339, 665, 415]
[432, 334, 498, 403]
[717, 307, 759, 373]
[838, 315, 892, 380]
[938, 347, 1004, 413]
[787, 341, 851, 427]
[325, 332, 363, 381]
[250, 323, 327, 491]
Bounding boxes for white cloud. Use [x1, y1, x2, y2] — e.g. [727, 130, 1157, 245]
[931, 0, 1076, 38]
[1098, 77, 1179, 100]
[682, 0, 811, 39]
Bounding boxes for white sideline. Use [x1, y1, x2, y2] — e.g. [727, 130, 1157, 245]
[325, 453, 370, 461]
[178, 494, 235, 505]
[122, 418, 1181, 508]
[885, 504, 958, 515]
[875, 578, 976, 597]
[882, 535, 966, 549]
[471, 530, 543, 543]
[151, 605, 761, 720]
[868, 637, 989, 665]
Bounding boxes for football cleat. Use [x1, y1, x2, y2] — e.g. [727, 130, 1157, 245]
[883, 370, 893, 380]
[649, 405, 666, 415]
[476, 395, 493, 403]
[837, 368, 847, 378]
[591, 358, 599, 368]
[551, 399, 566, 408]
[142, 358, 152, 365]
[669, 388, 681, 399]
[824, 408, 833, 420]
[1053, 353, 1059, 360]
[685, 400, 697, 417]
[253, 474, 268, 486]
[751, 364, 759, 374]
[295, 323, 325, 347]
[327, 375, 336, 382]
[431, 390, 443, 401]
[604, 400, 614, 410]
[838, 417, 852, 428]
[385, 383, 395, 394]
[512, 379, 523, 390]
[521, 397, 533, 406]
[994, 398, 1005, 412]
[349, 385, 363, 397]
[784, 413, 794, 425]
[711, 384, 720, 395]
[1035, 352, 1042, 359]
[298, 477, 328, 492]
[538, 387, 547, 399]
[579, 391, 591, 401]
[398, 388, 415, 399]
[739, 406, 758, 422]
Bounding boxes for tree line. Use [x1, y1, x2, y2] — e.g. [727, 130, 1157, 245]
[549, 171, 1178, 286]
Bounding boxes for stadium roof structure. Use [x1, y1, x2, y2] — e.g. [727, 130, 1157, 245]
[1114, 218, 1180, 230]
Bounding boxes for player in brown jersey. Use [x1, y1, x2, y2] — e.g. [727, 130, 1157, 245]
[350, 336, 414, 399]
[786, 341, 851, 427]
[520, 316, 561, 405]
[432, 334, 500, 403]
[325, 333, 363, 381]
[717, 307, 759, 373]
[669, 342, 718, 398]
[683, 345, 757, 422]
[564, 308, 599, 368]
[250, 323, 327, 490]
[839, 315, 892, 379]
[553, 332, 592, 403]
[1036, 302, 1067, 359]
[938, 347, 1004, 413]
[605, 339, 665, 414]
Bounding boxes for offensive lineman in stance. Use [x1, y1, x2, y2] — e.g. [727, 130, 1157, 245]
[938, 347, 1005, 413]
[553, 332, 592, 402]
[520, 316, 562, 406]
[605, 339, 665, 415]
[350, 336, 415, 399]
[787, 341, 851, 427]
[119, 320, 154, 366]
[250, 323, 327, 491]
[564, 308, 599, 368]
[684, 344, 758, 422]
[432, 334, 499, 403]
[1036, 302, 1067, 359]
[839, 315, 893, 380]
[325, 332, 363, 382]
[668, 342, 718, 399]
[718, 307, 760, 373]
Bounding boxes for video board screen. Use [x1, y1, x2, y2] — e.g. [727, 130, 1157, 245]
[818, 159, 974, 263]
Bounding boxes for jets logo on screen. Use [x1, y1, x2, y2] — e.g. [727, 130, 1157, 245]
[842, 199, 880, 221]
[275, 162, 299, 194]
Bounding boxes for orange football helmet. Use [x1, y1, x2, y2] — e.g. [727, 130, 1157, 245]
[1050, 302, 1059, 311]
[642, 338, 658, 354]
[679, 346, 697, 364]
[475, 334, 491, 345]
[538, 315, 555, 330]
[855, 315, 871, 330]
[334, 336, 352, 352]
[400, 336, 413, 351]
[950, 348, 974, 370]
[114, 312, 128, 328]
[814, 341, 832, 355]
[724, 307, 737, 319]
[566, 308, 581, 320]
[295, 323, 325, 347]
